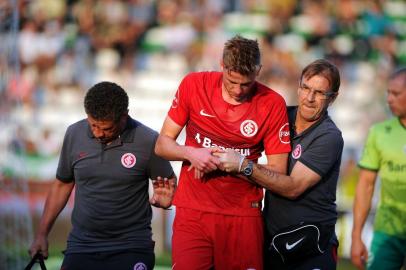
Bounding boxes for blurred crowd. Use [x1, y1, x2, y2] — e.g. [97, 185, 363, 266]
[1, 0, 405, 187]
[1, 1, 406, 264]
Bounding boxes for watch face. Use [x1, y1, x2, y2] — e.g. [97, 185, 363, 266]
[243, 161, 253, 176]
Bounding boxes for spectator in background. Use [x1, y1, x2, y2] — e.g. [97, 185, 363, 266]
[155, 35, 290, 270]
[351, 68, 406, 270]
[215, 59, 344, 269]
[29, 81, 176, 270]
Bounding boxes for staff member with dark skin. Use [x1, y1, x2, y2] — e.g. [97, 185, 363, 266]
[29, 81, 176, 270]
[215, 59, 344, 269]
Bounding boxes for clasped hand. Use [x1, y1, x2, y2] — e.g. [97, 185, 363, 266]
[188, 147, 244, 178]
[213, 148, 244, 173]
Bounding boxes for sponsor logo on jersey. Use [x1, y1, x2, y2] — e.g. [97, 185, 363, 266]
[240, 120, 258, 137]
[194, 132, 250, 156]
[279, 123, 290, 144]
[133, 262, 147, 270]
[199, 109, 215, 118]
[171, 90, 179, 109]
[387, 161, 406, 172]
[292, 144, 302, 159]
[121, 153, 136, 168]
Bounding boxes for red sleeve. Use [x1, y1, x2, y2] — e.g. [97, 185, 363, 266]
[167, 74, 192, 126]
[263, 96, 291, 155]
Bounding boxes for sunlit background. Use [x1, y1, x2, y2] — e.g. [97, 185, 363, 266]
[1, 0, 405, 269]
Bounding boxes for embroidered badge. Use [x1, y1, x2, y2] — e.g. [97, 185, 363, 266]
[78, 151, 87, 159]
[121, 153, 136, 168]
[240, 120, 258, 137]
[133, 262, 147, 270]
[279, 123, 290, 144]
[292, 144, 302, 159]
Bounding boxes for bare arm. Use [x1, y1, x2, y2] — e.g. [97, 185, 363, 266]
[155, 116, 220, 173]
[263, 153, 288, 174]
[29, 179, 74, 258]
[351, 169, 377, 270]
[216, 149, 321, 199]
[247, 158, 320, 199]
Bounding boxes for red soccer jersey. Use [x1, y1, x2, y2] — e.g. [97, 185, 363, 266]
[168, 71, 291, 216]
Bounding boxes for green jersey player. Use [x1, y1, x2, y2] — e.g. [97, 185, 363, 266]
[351, 67, 406, 270]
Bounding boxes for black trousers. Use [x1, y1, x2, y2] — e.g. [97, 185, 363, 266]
[61, 250, 155, 270]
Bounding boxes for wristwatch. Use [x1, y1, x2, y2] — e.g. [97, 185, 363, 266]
[242, 160, 254, 177]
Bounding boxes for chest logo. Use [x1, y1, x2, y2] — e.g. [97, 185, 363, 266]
[292, 144, 302, 159]
[240, 120, 258, 137]
[121, 153, 136, 168]
[200, 109, 215, 118]
[78, 151, 88, 159]
[279, 123, 290, 144]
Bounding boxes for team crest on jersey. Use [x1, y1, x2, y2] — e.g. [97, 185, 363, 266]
[292, 144, 302, 159]
[121, 153, 136, 168]
[240, 120, 258, 137]
[279, 123, 290, 144]
[133, 262, 147, 270]
[171, 90, 179, 108]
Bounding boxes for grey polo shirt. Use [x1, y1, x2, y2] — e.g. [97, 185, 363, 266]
[263, 106, 343, 237]
[56, 117, 174, 253]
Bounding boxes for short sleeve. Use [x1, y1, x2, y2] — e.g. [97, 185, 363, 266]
[147, 136, 174, 179]
[167, 74, 191, 127]
[56, 126, 75, 182]
[263, 99, 291, 155]
[358, 126, 380, 171]
[299, 131, 344, 177]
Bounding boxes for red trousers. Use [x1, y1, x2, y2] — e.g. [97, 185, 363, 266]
[172, 207, 264, 270]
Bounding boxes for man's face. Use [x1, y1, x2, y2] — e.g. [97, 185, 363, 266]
[297, 75, 335, 124]
[87, 114, 125, 144]
[222, 67, 258, 104]
[387, 76, 406, 118]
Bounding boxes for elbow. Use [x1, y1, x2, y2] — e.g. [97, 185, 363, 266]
[284, 187, 305, 200]
[284, 192, 299, 200]
[154, 136, 164, 157]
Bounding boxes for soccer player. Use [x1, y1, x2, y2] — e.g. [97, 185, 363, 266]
[29, 81, 176, 270]
[154, 35, 291, 269]
[351, 68, 406, 270]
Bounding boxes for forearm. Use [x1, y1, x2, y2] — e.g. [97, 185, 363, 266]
[36, 180, 74, 237]
[352, 178, 375, 239]
[241, 159, 298, 198]
[155, 134, 194, 162]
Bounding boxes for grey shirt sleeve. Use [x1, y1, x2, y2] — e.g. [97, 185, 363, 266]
[147, 136, 174, 180]
[299, 130, 344, 177]
[56, 125, 75, 182]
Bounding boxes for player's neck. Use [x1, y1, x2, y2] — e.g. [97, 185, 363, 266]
[221, 86, 243, 105]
